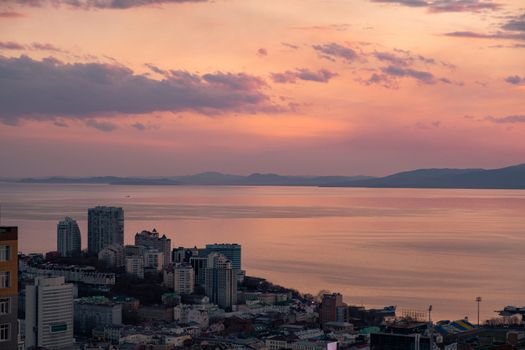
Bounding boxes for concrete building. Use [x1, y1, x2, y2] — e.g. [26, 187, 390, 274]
[189, 256, 207, 287]
[0, 227, 18, 350]
[143, 250, 164, 272]
[98, 244, 125, 268]
[319, 293, 344, 326]
[135, 229, 171, 265]
[25, 277, 74, 350]
[137, 306, 173, 322]
[205, 243, 241, 270]
[74, 296, 122, 335]
[87, 206, 124, 255]
[56, 217, 81, 257]
[173, 305, 209, 327]
[205, 253, 237, 309]
[125, 256, 144, 279]
[20, 262, 115, 286]
[173, 263, 194, 295]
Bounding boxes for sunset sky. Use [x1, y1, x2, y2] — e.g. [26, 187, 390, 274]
[1, 0, 524, 177]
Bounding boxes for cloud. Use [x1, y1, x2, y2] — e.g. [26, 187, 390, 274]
[312, 43, 358, 62]
[292, 24, 351, 32]
[31, 42, 64, 52]
[85, 119, 118, 132]
[371, 0, 500, 13]
[381, 65, 435, 84]
[131, 122, 146, 131]
[444, 13, 525, 42]
[53, 120, 69, 127]
[502, 13, 525, 32]
[271, 68, 338, 84]
[444, 31, 525, 41]
[5, 0, 208, 10]
[281, 42, 299, 50]
[504, 75, 525, 85]
[0, 41, 25, 50]
[0, 41, 66, 52]
[0, 55, 277, 125]
[0, 11, 25, 17]
[257, 48, 267, 56]
[485, 115, 525, 123]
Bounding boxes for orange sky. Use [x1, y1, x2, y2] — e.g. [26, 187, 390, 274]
[0, 0, 524, 176]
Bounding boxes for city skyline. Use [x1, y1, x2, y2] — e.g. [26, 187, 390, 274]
[1, 0, 524, 177]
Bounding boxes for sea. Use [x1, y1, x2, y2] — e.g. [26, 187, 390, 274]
[1, 182, 524, 322]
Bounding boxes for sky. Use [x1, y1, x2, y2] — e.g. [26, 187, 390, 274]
[0, 0, 524, 177]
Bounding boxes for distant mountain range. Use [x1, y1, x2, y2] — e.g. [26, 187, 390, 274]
[15, 173, 373, 186]
[11, 163, 525, 189]
[322, 163, 525, 189]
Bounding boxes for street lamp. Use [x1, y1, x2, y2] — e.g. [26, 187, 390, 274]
[476, 297, 482, 327]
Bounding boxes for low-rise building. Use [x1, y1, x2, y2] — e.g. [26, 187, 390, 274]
[125, 256, 144, 279]
[74, 296, 122, 335]
[98, 244, 125, 268]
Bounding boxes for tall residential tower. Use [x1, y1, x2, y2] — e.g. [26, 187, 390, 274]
[87, 206, 124, 255]
[57, 217, 81, 257]
[205, 253, 237, 309]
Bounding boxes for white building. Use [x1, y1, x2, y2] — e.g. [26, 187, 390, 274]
[56, 217, 81, 257]
[174, 263, 194, 295]
[25, 277, 74, 350]
[125, 256, 144, 279]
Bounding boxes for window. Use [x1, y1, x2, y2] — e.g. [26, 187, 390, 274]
[0, 298, 9, 315]
[0, 246, 9, 261]
[0, 323, 10, 342]
[0, 272, 9, 289]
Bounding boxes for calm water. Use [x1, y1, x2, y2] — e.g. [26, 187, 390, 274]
[1, 183, 524, 321]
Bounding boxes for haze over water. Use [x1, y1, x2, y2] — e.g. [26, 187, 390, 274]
[1, 182, 524, 322]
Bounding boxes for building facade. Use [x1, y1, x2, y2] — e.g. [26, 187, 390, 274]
[98, 244, 125, 268]
[125, 256, 144, 279]
[205, 244, 241, 270]
[134, 229, 171, 265]
[87, 206, 124, 255]
[174, 263, 195, 295]
[204, 253, 237, 309]
[74, 296, 122, 335]
[0, 227, 18, 350]
[319, 293, 344, 326]
[25, 276, 74, 350]
[143, 250, 164, 272]
[56, 217, 81, 257]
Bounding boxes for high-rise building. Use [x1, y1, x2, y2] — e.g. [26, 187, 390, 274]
[135, 229, 171, 265]
[189, 256, 207, 287]
[87, 206, 124, 255]
[25, 276, 74, 350]
[319, 293, 345, 326]
[57, 217, 81, 257]
[205, 244, 241, 270]
[0, 227, 18, 350]
[174, 263, 194, 295]
[204, 253, 237, 309]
